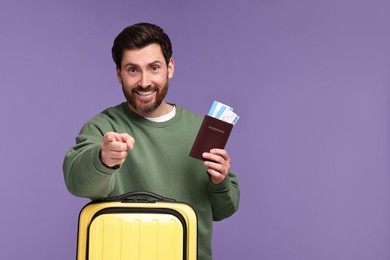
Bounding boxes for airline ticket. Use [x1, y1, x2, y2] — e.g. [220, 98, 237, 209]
[207, 100, 240, 125]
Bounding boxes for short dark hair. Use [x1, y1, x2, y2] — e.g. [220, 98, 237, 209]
[111, 23, 173, 69]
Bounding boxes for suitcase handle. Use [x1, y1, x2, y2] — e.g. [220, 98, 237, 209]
[98, 191, 176, 203]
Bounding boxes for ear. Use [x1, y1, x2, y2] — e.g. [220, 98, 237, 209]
[116, 67, 122, 84]
[167, 58, 175, 79]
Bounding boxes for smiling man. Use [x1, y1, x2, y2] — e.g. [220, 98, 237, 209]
[118, 43, 173, 117]
[63, 23, 240, 260]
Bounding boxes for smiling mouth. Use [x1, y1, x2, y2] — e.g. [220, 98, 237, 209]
[136, 90, 155, 96]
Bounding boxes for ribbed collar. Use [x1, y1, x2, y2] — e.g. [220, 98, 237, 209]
[121, 102, 182, 128]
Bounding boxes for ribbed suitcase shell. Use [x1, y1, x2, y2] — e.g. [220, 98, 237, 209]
[76, 192, 197, 260]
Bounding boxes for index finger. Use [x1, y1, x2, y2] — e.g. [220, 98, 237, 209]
[209, 148, 230, 161]
[103, 132, 134, 150]
[118, 133, 135, 150]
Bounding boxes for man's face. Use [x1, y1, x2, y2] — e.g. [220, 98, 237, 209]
[116, 43, 174, 117]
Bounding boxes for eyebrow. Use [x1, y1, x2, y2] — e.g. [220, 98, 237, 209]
[124, 60, 163, 68]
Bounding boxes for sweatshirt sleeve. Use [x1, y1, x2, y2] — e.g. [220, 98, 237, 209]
[207, 171, 240, 221]
[62, 121, 118, 199]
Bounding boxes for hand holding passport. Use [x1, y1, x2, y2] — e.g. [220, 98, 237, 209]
[189, 101, 240, 160]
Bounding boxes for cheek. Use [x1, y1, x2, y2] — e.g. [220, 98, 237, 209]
[154, 74, 170, 85]
[121, 77, 138, 88]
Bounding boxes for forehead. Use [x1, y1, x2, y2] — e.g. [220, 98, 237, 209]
[121, 43, 165, 66]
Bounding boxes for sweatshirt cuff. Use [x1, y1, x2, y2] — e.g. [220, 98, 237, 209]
[208, 175, 231, 192]
[91, 144, 119, 175]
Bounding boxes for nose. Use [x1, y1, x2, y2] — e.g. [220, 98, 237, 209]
[139, 71, 150, 88]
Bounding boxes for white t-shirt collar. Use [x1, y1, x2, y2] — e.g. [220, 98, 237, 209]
[144, 105, 176, 122]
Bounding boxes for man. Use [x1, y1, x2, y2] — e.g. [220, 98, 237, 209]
[63, 22, 240, 260]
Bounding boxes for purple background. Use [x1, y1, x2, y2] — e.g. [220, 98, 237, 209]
[0, 0, 389, 259]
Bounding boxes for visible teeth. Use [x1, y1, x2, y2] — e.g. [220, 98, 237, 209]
[137, 91, 154, 96]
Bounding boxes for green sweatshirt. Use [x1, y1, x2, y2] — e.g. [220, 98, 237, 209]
[63, 102, 240, 260]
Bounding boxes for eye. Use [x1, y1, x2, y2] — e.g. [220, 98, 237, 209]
[127, 66, 138, 74]
[151, 65, 159, 72]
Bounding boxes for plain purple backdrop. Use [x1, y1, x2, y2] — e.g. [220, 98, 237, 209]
[0, 0, 389, 259]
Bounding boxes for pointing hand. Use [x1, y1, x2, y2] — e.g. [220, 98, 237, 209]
[100, 132, 135, 168]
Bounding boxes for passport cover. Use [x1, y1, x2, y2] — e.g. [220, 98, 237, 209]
[189, 115, 234, 160]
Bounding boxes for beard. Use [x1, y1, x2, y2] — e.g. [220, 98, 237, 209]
[122, 81, 169, 114]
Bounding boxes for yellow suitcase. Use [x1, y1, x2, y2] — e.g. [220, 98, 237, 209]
[76, 192, 197, 260]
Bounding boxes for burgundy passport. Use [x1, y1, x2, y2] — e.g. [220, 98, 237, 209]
[189, 115, 234, 160]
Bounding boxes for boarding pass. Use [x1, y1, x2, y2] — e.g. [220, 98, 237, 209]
[207, 100, 240, 125]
